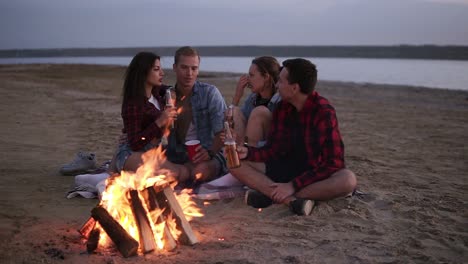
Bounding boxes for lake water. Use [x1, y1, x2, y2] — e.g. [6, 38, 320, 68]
[1, 56, 467, 91]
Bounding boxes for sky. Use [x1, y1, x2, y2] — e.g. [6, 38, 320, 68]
[1, 0, 468, 49]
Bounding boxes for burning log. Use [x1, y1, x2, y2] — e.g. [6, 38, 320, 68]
[91, 206, 139, 258]
[143, 186, 177, 251]
[86, 228, 100, 253]
[128, 190, 157, 253]
[153, 185, 198, 245]
[78, 217, 96, 239]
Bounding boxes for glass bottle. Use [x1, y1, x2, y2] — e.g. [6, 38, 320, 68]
[224, 121, 240, 169]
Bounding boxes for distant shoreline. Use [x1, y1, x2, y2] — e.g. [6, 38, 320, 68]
[1, 45, 468, 61]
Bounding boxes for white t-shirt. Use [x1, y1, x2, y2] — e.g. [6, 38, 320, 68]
[148, 94, 161, 110]
[185, 122, 197, 141]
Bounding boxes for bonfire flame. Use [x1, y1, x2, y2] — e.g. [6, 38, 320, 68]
[97, 146, 203, 252]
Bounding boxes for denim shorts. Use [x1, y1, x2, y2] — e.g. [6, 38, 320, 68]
[114, 142, 158, 173]
[213, 151, 228, 177]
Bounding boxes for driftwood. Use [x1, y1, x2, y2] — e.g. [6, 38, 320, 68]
[78, 217, 96, 239]
[153, 185, 198, 245]
[128, 189, 157, 253]
[91, 206, 139, 258]
[86, 228, 100, 253]
[143, 186, 177, 251]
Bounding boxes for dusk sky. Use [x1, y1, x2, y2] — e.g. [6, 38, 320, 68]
[1, 0, 468, 49]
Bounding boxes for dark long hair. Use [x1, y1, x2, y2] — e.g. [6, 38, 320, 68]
[122, 52, 160, 105]
[251, 56, 280, 94]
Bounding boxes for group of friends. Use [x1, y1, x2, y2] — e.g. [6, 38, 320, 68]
[79, 46, 357, 216]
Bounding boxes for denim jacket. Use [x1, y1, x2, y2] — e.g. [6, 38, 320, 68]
[166, 81, 226, 164]
[191, 81, 227, 148]
[241, 92, 281, 119]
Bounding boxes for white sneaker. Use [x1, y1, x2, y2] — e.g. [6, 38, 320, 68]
[60, 151, 97, 176]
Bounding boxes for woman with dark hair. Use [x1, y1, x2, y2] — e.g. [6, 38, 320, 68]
[231, 56, 281, 147]
[114, 51, 177, 172]
[68, 52, 179, 197]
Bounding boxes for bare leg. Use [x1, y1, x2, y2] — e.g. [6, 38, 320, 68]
[121, 152, 143, 172]
[232, 106, 247, 145]
[245, 106, 272, 146]
[295, 169, 357, 201]
[232, 164, 357, 203]
[123, 152, 191, 183]
[230, 161, 276, 197]
[191, 159, 221, 182]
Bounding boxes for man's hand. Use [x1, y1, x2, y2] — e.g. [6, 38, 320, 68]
[192, 145, 211, 164]
[270, 182, 295, 203]
[236, 145, 248, 160]
[219, 128, 237, 143]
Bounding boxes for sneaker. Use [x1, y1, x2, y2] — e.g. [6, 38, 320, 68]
[244, 189, 273, 208]
[289, 198, 314, 216]
[86, 160, 112, 174]
[60, 151, 97, 176]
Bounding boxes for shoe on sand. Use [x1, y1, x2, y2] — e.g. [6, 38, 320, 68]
[244, 189, 273, 208]
[60, 151, 97, 176]
[289, 198, 314, 216]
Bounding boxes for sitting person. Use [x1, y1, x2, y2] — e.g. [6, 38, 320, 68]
[231, 56, 281, 147]
[111, 51, 177, 174]
[230, 58, 357, 215]
[191, 56, 282, 199]
[164, 46, 227, 185]
[67, 51, 177, 198]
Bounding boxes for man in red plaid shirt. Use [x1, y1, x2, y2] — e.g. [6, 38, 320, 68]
[231, 58, 357, 216]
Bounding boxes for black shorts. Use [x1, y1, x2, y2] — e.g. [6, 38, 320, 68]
[265, 158, 307, 183]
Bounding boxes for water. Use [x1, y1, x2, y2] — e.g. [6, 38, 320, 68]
[1, 56, 467, 91]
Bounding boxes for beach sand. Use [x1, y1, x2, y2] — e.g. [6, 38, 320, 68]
[0, 64, 467, 263]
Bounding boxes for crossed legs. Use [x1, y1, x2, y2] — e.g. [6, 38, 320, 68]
[123, 151, 220, 184]
[230, 161, 357, 203]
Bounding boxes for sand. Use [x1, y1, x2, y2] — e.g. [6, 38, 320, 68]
[0, 64, 467, 264]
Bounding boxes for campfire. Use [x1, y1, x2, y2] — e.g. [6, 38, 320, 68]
[78, 147, 203, 257]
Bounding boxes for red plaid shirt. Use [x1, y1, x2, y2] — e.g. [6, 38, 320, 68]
[122, 86, 169, 151]
[246, 91, 345, 191]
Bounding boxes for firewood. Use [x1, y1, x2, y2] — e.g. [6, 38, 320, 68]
[86, 228, 100, 253]
[91, 206, 139, 258]
[143, 186, 177, 251]
[154, 185, 198, 245]
[128, 189, 157, 253]
[78, 217, 96, 239]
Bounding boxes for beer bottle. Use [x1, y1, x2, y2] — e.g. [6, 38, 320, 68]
[224, 121, 240, 169]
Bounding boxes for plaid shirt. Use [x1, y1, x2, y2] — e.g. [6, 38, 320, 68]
[121, 86, 169, 151]
[246, 91, 345, 191]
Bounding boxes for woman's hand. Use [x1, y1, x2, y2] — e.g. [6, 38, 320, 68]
[232, 75, 249, 106]
[155, 106, 177, 128]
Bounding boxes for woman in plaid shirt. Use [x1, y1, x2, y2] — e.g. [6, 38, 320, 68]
[112, 52, 177, 173]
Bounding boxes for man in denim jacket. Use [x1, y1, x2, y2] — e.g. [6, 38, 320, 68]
[166, 46, 227, 183]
